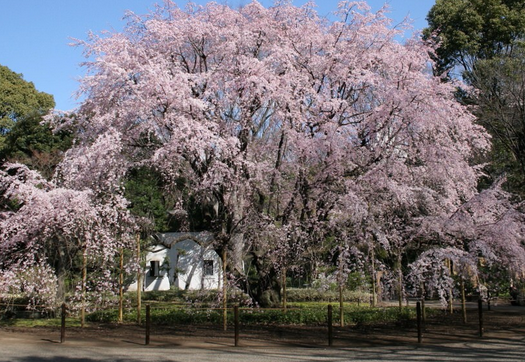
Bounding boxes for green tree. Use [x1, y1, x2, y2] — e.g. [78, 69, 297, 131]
[4, 113, 73, 179]
[124, 167, 170, 232]
[0, 64, 71, 178]
[425, 0, 525, 76]
[0, 64, 54, 139]
[425, 0, 525, 194]
[470, 50, 525, 193]
[123, 167, 217, 232]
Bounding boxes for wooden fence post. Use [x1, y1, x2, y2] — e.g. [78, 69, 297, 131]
[327, 304, 333, 347]
[145, 304, 151, 345]
[60, 303, 66, 343]
[421, 299, 426, 323]
[234, 305, 239, 347]
[478, 299, 483, 337]
[416, 301, 422, 344]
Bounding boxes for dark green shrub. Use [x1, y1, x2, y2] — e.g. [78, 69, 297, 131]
[78, 304, 422, 327]
[286, 288, 370, 303]
[239, 307, 326, 325]
[141, 290, 185, 302]
[346, 306, 416, 327]
[85, 309, 119, 323]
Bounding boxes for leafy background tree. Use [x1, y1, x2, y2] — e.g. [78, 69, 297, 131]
[0, 65, 54, 136]
[124, 166, 171, 232]
[424, 0, 525, 75]
[425, 0, 525, 195]
[0, 64, 71, 178]
[469, 50, 525, 193]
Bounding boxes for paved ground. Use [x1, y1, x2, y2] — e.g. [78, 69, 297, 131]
[1, 330, 524, 362]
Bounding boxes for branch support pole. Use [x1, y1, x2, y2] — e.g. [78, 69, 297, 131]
[222, 248, 227, 331]
[282, 269, 287, 313]
[136, 234, 142, 324]
[119, 248, 124, 324]
[339, 283, 344, 327]
[81, 247, 87, 328]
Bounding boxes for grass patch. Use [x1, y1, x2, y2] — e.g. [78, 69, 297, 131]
[0, 317, 83, 328]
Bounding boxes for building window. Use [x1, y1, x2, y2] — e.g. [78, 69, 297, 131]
[203, 260, 214, 276]
[150, 260, 160, 277]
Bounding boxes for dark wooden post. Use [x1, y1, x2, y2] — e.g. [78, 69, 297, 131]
[416, 301, 422, 343]
[60, 303, 66, 343]
[478, 299, 483, 337]
[234, 305, 239, 347]
[328, 304, 333, 347]
[145, 304, 151, 345]
[421, 299, 426, 323]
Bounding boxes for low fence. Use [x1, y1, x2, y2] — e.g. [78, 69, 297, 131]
[6, 299, 497, 346]
[0, 303, 56, 319]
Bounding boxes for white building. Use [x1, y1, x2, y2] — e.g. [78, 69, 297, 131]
[128, 232, 223, 291]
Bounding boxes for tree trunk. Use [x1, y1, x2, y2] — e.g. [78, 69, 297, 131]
[461, 277, 467, 323]
[54, 246, 68, 306]
[244, 251, 282, 308]
[55, 269, 67, 309]
[448, 259, 454, 314]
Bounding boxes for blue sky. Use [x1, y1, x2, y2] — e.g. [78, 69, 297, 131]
[0, 0, 436, 111]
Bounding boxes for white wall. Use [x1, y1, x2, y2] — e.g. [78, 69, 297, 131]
[144, 245, 171, 291]
[168, 239, 222, 290]
[127, 234, 222, 291]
